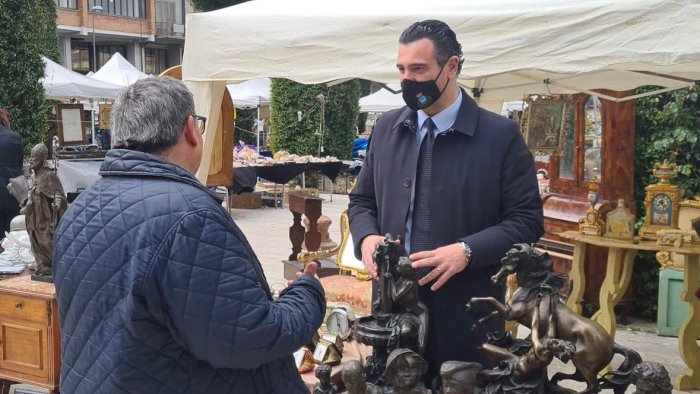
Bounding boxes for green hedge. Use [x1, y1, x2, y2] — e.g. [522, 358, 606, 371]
[270, 79, 361, 160]
[632, 85, 700, 320]
[0, 0, 60, 155]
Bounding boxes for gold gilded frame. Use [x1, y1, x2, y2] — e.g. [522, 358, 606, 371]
[520, 94, 573, 156]
[335, 211, 370, 280]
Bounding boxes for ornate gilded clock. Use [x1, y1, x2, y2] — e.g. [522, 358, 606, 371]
[639, 160, 681, 240]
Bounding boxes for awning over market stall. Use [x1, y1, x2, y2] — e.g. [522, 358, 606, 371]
[359, 84, 403, 113]
[90, 52, 149, 87]
[181, 0, 700, 182]
[42, 56, 123, 100]
[227, 78, 271, 109]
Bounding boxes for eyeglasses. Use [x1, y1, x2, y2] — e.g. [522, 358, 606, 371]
[190, 114, 207, 134]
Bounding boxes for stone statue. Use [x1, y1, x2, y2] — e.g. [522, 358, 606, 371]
[438, 361, 483, 394]
[341, 360, 383, 394]
[382, 348, 429, 394]
[313, 364, 338, 394]
[630, 361, 673, 394]
[20, 144, 66, 281]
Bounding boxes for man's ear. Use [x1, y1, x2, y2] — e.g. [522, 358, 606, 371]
[183, 115, 199, 147]
[447, 55, 459, 77]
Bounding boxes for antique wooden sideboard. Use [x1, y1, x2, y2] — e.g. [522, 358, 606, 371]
[0, 276, 59, 393]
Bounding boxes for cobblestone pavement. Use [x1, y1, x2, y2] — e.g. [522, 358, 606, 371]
[232, 192, 697, 393]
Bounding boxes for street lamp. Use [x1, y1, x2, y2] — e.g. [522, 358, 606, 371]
[90, 5, 103, 72]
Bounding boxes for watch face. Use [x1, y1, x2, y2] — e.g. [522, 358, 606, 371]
[586, 212, 596, 223]
[326, 310, 351, 339]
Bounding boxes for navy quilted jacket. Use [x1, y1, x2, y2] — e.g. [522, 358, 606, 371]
[53, 150, 325, 393]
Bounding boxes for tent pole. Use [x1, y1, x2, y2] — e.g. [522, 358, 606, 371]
[256, 105, 260, 154]
[91, 107, 96, 144]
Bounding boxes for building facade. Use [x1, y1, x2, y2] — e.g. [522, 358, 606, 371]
[55, 0, 190, 74]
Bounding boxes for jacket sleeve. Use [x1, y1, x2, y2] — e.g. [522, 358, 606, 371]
[460, 124, 544, 269]
[144, 209, 326, 370]
[348, 117, 382, 259]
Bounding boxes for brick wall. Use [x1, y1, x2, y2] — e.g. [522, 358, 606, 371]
[56, 3, 155, 36]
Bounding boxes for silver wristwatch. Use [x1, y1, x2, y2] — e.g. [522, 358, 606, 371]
[458, 241, 472, 263]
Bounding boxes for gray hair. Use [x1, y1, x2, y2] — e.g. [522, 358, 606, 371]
[111, 77, 195, 153]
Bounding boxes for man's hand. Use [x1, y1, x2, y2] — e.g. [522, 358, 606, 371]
[360, 234, 384, 280]
[410, 243, 469, 291]
[289, 262, 320, 286]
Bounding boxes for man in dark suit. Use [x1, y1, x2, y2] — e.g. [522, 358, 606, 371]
[0, 108, 24, 238]
[348, 20, 544, 380]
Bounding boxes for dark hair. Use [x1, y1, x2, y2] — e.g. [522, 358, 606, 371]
[399, 20, 464, 74]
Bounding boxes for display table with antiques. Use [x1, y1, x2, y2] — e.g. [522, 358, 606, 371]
[0, 276, 59, 393]
[558, 230, 700, 390]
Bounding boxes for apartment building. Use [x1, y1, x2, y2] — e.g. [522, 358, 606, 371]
[55, 0, 192, 75]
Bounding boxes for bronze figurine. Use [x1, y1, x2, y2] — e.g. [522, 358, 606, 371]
[382, 348, 429, 394]
[354, 235, 429, 386]
[20, 143, 66, 282]
[341, 360, 383, 394]
[438, 361, 483, 394]
[313, 363, 338, 394]
[467, 244, 641, 393]
[630, 361, 673, 394]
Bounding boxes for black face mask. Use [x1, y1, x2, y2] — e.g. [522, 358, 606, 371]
[401, 63, 448, 111]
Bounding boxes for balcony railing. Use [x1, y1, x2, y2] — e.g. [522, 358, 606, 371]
[156, 21, 185, 39]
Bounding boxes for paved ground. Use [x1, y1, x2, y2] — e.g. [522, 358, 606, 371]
[232, 192, 698, 393]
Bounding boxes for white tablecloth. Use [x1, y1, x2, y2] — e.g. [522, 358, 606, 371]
[57, 159, 103, 193]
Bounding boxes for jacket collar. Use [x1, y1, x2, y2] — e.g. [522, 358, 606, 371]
[99, 149, 224, 203]
[392, 88, 479, 136]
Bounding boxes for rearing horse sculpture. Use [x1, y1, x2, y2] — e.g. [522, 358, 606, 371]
[466, 244, 640, 394]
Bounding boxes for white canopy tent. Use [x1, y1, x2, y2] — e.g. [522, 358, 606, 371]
[182, 0, 700, 182]
[91, 52, 149, 87]
[226, 77, 271, 109]
[226, 77, 272, 152]
[42, 56, 123, 100]
[359, 84, 404, 113]
[42, 56, 124, 143]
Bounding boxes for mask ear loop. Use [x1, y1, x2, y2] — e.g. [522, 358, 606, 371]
[436, 60, 450, 95]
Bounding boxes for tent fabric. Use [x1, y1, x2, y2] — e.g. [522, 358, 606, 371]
[359, 84, 404, 113]
[226, 78, 271, 109]
[183, 0, 700, 101]
[181, 0, 700, 183]
[91, 53, 149, 87]
[42, 57, 123, 100]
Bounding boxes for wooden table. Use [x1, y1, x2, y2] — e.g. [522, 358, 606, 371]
[559, 231, 700, 390]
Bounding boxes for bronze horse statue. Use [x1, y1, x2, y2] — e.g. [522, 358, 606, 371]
[466, 244, 640, 394]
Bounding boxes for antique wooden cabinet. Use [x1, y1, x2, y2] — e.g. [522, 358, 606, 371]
[535, 91, 636, 309]
[0, 276, 59, 393]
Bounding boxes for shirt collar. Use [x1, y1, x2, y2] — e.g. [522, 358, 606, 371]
[416, 89, 463, 133]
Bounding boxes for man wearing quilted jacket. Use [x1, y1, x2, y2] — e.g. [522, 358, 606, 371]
[53, 77, 326, 393]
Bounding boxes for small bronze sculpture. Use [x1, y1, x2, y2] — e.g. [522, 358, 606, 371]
[467, 244, 641, 393]
[438, 361, 483, 394]
[387, 257, 429, 355]
[630, 361, 673, 394]
[313, 363, 338, 394]
[480, 294, 574, 393]
[341, 360, 382, 394]
[20, 144, 66, 282]
[383, 348, 429, 394]
[355, 235, 428, 386]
